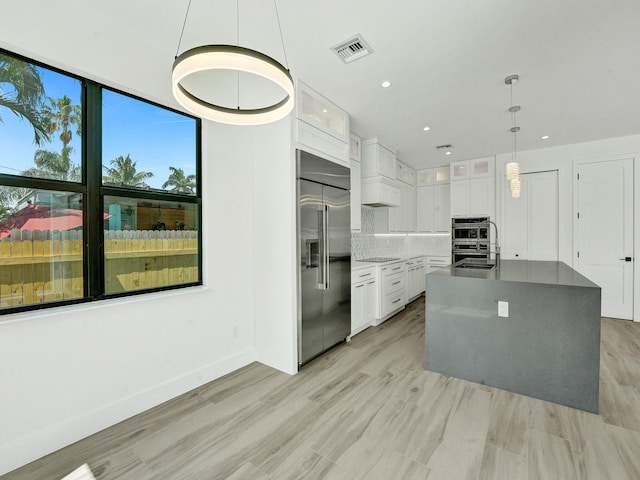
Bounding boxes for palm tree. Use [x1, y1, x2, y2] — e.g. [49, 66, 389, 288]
[162, 166, 196, 194]
[21, 146, 80, 181]
[0, 53, 50, 145]
[0, 185, 29, 219]
[103, 154, 154, 188]
[41, 95, 81, 149]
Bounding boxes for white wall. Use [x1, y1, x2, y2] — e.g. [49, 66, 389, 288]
[495, 134, 640, 320]
[0, 120, 260, 475]
[252, 123, 298, 374]
[496, 134, 640, 265]
[0, 34, 299, 477]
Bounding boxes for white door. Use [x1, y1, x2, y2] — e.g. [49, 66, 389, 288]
[576, 158, 633, 320]
[503, 170, 559, 261]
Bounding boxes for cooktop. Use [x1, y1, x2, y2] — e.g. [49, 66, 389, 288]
[359, 257, 401, 263]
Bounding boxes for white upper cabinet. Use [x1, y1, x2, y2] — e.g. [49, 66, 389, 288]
[417, 166, 449, 186]
[450, 156, 495, 218]
[396, 160, 416, 185]
[361, 138, 397, 179]
[297, 80, 349, 141]
[417, 165, 450, 233]
[435, 166, 450, 183]
[350, 133, 362, 163]
[350, 132, 362, 231]
[433, 183, 451, 232]
[295, 79, 350, 166]
[417, 168, 434, 186]
[350, 159, 362, 232]
[416, 185, 435, 232]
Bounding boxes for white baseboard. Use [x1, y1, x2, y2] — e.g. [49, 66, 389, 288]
[0, 348, 255, 476]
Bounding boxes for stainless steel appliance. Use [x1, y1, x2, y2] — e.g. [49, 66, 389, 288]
[297, 150, 351, 367]
[451, 217, 490, 263]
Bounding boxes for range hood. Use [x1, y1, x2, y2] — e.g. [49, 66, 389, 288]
[361, 177, 400, 207]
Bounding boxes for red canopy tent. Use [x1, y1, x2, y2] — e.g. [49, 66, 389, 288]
[0, 204, 111, 238]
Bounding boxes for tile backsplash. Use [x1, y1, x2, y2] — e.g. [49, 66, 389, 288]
[351, 206, 451, 260]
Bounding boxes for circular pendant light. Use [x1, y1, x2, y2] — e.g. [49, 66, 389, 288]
[172, 44, 294, 126]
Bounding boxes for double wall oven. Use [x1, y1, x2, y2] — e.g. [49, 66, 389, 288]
[451, 217, 490, 263]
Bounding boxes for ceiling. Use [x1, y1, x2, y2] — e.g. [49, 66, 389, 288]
[4, 0, 640, 170]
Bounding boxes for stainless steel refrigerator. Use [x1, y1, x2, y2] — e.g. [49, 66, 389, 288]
[297, 150, 351, 367]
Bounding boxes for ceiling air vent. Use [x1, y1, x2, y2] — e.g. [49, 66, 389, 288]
[331, 34, 373, 64]
[435, 144, 453, 150]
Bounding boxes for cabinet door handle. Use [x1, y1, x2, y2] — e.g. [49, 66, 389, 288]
[355, 284, 364, 289]
[367, 281, 376, 285]
[358, 272, 372, 277]
[620, 257, 633, 262]
[392, 298, 402, 304]
[392, 281, 401, 285]
[392, 266, 401, 271]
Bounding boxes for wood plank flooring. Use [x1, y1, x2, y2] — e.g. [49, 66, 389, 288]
[4, 297, 640, 480]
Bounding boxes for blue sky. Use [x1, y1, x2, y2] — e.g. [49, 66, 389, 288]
[0, 64, 196, 189]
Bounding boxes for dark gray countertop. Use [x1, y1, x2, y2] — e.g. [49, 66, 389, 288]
[431, 259, 600, 289]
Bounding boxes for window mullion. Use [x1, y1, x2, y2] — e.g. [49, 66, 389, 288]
[85, 81, 104, 299]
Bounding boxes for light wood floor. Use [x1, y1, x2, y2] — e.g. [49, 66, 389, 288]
[4, 297, 640, 480]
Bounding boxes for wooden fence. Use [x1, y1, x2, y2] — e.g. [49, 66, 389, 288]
[0, 229, 198, 307]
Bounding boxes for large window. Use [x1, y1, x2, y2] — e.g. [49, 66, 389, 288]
[0, 49, 201, 313]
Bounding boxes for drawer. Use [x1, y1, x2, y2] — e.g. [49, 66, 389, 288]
[383, 271, 405, 293]
[382, 289, 406, 316]
[352, 267, 376, 284]
[426, 256, 450, 266]
[380, 263, 404, 275]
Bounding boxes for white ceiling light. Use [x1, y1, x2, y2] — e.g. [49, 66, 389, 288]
[171, 0, 294, 126]
[542, 135, 550, 140]
[423, 126, 431, 131]
[505, 74, 521, 198]
[381, 80, 392, 88]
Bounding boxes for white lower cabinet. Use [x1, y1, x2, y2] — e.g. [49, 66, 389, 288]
[406, 257, 426, 300]
[377, 262, 406, 323]
[351, 267, 378, 335]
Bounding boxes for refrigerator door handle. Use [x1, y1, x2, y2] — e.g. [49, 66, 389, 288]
[324, 204, 330, 290]
[317, 209, 325, 289]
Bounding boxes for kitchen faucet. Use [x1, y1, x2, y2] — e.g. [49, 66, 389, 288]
[483, 220, 500, 267]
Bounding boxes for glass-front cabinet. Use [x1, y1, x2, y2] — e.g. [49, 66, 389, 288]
[295, 80, 350, 166]
[297, 80, 349, 143]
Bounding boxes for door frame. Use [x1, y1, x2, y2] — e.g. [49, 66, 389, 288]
[573, 154, 637, 321]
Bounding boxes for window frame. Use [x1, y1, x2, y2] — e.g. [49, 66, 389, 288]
[0, 48, 202, 315]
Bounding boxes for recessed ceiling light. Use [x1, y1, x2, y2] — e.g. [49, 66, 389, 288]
[423, 126, 431, 131]
[323, 109, 328, 113]
[541, 135, 550, 139]
[381, 80, 392, 88]
[445, 151, 452, 155]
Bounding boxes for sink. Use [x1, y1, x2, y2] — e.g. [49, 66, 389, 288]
[456, 263, 495, 270]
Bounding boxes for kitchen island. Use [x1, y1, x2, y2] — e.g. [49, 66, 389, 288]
[425, 260, 601, 413]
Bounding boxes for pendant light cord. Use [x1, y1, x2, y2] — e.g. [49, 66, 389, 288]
[175, 0, 193, 58]
[510, 81, 517, 162]
[237, 0, 241, 108]
[274, 0, 289, 69]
